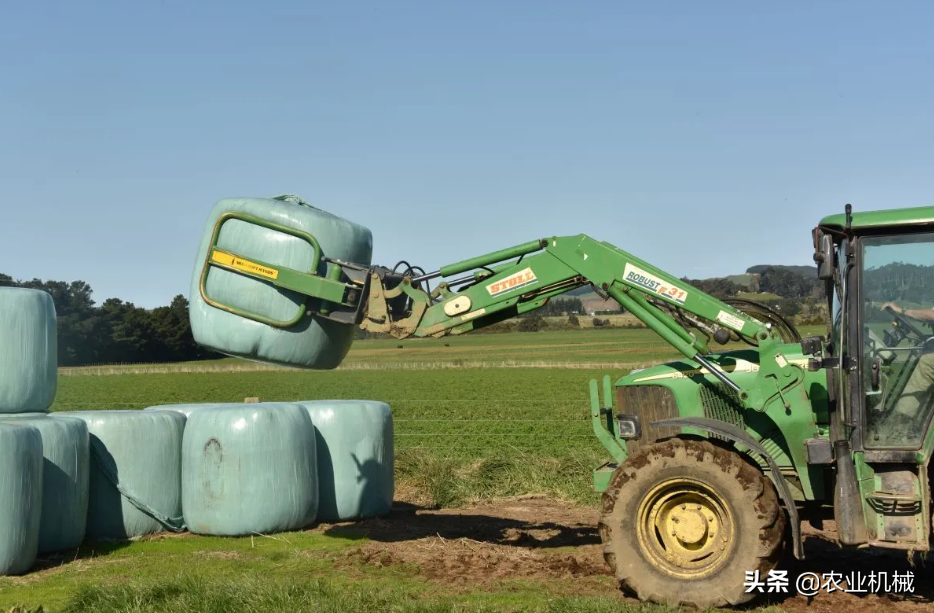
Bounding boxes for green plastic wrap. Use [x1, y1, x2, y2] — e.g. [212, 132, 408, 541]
[144, 403, 232, 418]
[0, 413, 89, 553]
[65, 410, 185, 540]
[182, 402, 318, 536]
[0, 288, 57, 413]
[188, 195, 373, 370]
[0, 423, 42, 575]
[300, 401, 394, 522]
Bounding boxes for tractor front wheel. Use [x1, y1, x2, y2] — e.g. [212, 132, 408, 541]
[598, 437, 785, 608]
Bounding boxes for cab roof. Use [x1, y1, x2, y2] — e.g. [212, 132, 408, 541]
[819, 205, 934, 230]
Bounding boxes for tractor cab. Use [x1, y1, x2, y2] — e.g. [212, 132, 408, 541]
[813, 205, 934, 551]
[817, 205, 934, 455]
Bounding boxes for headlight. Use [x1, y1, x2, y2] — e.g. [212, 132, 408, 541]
[616, 414, 642, 440]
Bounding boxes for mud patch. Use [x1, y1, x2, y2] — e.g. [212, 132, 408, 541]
[344, 537, 607, 586]
[321, 495, 612, 590]
[317, 496, 934, 611]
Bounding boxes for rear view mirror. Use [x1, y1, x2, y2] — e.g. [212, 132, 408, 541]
[815, 233, 835, 280]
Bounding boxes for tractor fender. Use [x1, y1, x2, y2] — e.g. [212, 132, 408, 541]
[651, 416, 804, 560]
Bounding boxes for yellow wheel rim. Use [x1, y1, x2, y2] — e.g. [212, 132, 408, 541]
[636, 477, 735, 579]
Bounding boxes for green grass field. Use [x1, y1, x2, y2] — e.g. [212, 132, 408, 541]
[1, 327, 825, 613]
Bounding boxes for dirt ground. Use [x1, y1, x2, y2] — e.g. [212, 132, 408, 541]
[318, 496, 934, 612]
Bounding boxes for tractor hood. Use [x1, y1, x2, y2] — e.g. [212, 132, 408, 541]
[615, 344, 831, 431]
[616, 345, 813, 388]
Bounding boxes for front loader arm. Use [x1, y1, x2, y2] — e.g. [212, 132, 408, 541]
[359, 234, 807, 413]
[201, 225, 808, 414]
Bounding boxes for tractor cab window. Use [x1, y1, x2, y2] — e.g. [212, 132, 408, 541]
[861, 232, 934, 448]
[831, 240, 846, 344]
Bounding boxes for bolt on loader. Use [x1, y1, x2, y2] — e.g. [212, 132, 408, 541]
[198, 203, 934, 608]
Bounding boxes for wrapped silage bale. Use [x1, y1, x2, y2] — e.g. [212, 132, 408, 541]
[0, 287, 57, 413]
[188, 195, 373, 370]
[144, 403, 232, 418]
[182, 402, 318, 536]
[0, 413, 89, 554]
[65, 410, 185, 540]
[0, 423, 42, 575]
[300, 400, 394, 522]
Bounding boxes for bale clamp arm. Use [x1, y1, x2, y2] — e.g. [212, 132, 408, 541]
[198, 212, 369, 327]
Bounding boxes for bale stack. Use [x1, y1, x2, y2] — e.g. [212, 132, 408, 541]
[1, 195, 395, 579]
[0, 414, 89, 554]
[0, 288, 188, 550]
[0, 287, 91, 576]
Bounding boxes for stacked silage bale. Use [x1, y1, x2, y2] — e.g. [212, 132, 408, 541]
[179, 402, 319, 535]
[65, 410, 186, 540]
[0, 422, 43, 575]
[0, 288, 91, 575]
[298, 400, 394, 522]
[1, 414, 89, 554]
[0, 287, 57, 415]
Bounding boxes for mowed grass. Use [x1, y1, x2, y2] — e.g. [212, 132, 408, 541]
[2, 328, 821, 613]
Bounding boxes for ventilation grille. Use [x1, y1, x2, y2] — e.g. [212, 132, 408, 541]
[699, 384, 746, 430]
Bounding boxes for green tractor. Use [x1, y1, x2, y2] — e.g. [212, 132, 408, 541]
[199, 203, 934, 607]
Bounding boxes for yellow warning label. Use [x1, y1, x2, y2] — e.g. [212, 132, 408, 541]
[211, 250, 279, 280]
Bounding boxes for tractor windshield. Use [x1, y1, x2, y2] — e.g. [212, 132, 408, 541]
[860, 231, 934, 448]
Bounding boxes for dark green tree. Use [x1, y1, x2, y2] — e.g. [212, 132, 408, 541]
[1, 273, 216, 366]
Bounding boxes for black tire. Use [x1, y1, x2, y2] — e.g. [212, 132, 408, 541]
[598, 437, 786, 608]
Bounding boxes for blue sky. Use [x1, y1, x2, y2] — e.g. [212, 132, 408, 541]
[2, 1, 933, 308]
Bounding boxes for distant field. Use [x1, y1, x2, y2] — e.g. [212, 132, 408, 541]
[725, 272, 757, 289]
[736, 290, 783, 302]
[61, 325, 826, 376]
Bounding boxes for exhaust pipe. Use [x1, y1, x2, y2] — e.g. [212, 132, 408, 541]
[832, 410, 868, 545]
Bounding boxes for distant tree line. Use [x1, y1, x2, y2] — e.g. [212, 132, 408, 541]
[0, 273, 213, 367]
[680, 266, 825, 318]
[680, 267, 822, 301]
[756, 267, 823, 299]
[863, 262, 934, 304]
[679, 277, 744, 299]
